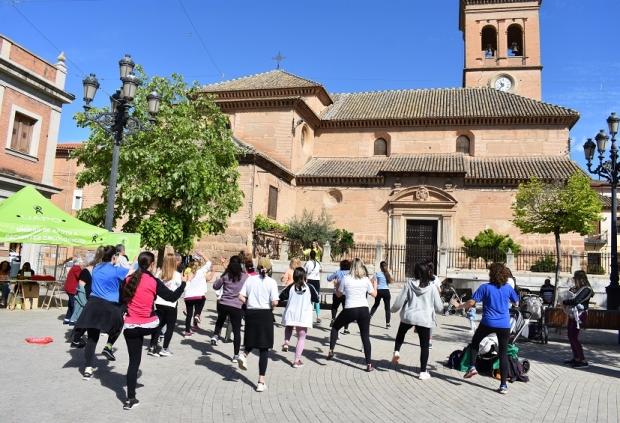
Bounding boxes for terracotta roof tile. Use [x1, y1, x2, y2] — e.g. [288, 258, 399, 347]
[56, 142, 84, 150]
[200, 70, 323, 92]
[232, 136, 293, 181]
[320, 88, 578, 121]
[466, 156, 583, 181]
[384, 154, 467, 173]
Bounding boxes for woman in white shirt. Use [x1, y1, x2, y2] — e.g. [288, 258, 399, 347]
[182, 251, 214, 337]
[237, 265, 279, 392]
[327, 258, 378, 372]
[154, 253, 183, 356]
[279, 267, 319, 368]
[303, 250, 323, 324]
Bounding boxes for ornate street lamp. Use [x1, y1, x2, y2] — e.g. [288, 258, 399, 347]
[583, 112, 620, 310]
[82, 55, 161, 231]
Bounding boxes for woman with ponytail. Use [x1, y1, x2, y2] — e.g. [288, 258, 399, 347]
[237, 265, 279, 392]
[154, 253, 185, 356]
[122, 252, 187, 410]
[74, 245, 138, 380]
[370, 261, 393, 328]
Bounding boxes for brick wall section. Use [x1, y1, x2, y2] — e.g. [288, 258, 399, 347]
[8, 42, 57, 83]
[0, 89, 51, 180]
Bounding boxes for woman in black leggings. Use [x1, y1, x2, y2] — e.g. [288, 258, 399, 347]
[327, 258, 378, 372]
[370, 261, 393, 328]
[452, 262, 519, 395]
[122, 252, 186, 409]
[154, 253, 185, 356]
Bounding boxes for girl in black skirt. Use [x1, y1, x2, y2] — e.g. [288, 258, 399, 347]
[237, 265, 279, 392]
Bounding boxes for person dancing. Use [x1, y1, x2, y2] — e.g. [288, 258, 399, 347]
[327, 258, 378, 372]
[370, 261, 393, 329]
[237, 265, 279, 392]
[390, 262, 443, 380]
[122, 252, 186, 409]
[326, 259, 351, 334]
[182, 251, 213, 337]
[210, 256, 248, 363]
[280, 267, 319, 368]
[153, 253, 184, 356]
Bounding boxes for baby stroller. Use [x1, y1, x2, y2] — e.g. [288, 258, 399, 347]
[521, 294, 548, 344]
[443, 287, 466, 316]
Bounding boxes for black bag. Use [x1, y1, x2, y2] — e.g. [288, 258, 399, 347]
[507, 356, 529, 382]
[447, 346, 467, 369]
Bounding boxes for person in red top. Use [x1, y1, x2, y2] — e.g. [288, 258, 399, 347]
[121, 252, 187, 410]
[63, 258, 84, 325]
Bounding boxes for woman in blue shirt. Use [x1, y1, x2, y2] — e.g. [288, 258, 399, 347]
[452, 262, 519, 395]
[370, 261, 393, 328]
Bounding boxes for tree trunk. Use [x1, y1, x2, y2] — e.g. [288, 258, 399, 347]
[156, 247, 165, 269]
[553, 228, 562, 306]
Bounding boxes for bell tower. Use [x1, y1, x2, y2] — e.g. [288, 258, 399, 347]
[460, 0, 543, 100]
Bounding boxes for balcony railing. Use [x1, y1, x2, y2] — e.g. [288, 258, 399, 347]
[584, 232, 608, 245]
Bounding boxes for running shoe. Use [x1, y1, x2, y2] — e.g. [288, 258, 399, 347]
[71, 340, 86, 349]
[464, 366, 478, 379]
[572, 361, 590, 369]
[231, 355, 239, 363]
[366, 364, 375, 372]
[386, 323, 391, 329]
[123, 398, 140, 410]
[63, 319, 70, 325]
[391, 351, 400, 364]
[184, 332, 193, 338]
[69, 321, 76, 326]
[102, 346, 116, 361]
[194, 314, 201, 324]
[256, 382, 267, 392]
[429, 343, 433, 349]
[292, 360, 305, 368]
[564, 358, 579, 365]
[210, 335, 219, 346]
[237, 353, 248, 371]
[147, 346, 161, 357]
[281, 343, 289, 352]
[83, 368, 93, 380]
[419, 372, 431, 380]
[191, 325, 200, 331]
[343, 329, 350, 335]
[316, 318, 321, 324]
[498, 385, 508, 395]
[326, 351, 335, 361]
[159, 348, 173, 357]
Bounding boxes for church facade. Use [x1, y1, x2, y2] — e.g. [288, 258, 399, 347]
[197, 0, 585, 261]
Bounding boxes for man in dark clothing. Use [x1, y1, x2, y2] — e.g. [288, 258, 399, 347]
[540, 279, 555, 305]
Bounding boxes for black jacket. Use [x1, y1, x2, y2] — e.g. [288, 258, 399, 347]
[563, 286, 593, 310]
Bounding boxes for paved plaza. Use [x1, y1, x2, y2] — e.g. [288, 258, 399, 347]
[2, 294, 619, 423]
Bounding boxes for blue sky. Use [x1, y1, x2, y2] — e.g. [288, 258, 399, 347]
[1, 0, 619, 172]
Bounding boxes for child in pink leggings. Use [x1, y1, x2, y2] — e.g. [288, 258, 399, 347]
[279, 267, 320, 367]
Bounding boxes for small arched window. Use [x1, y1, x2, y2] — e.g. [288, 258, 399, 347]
[374, 138, 387, 156]
[301, 127, 306, 147]
[507, 24, 523, 57]
[481, 26, 497, 57]
[456, 135, 471, 154]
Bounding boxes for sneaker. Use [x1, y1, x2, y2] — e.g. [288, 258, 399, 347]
[102, 346, 116, 361]
[184, 332, 193, 338]
[326, 351, 335, 361]
[191, 325, 200, 331]
[572, 361, 590, 369]
[231, 355, 239, 363]
[63, 319, 70, 325]
[123, 398, 140, 410]
[564, 358, 579, 365]
[330, 318, 335, 327]
[71, 340, 87, 349]
[282, 343, 289, 352]
[464, 366, 478, 379]
[419, 371, 431, 380]
[211, 335, 218, 346]
[256, 382, 267, 392]
[366, 364, 375, 372]
[316, 318, 321, 324]
[343, 329, 350, 335]
[159, 348, 173, 357]
[429, 343, 433, 349]
[147, 346, 161, 357]
[159, 333, 165, 340]
[69, 321, 76, 326]
[237, 353, 248, 371]
[83, 368, 93, 380]
[498, 384, 508, 395]
[391, 351, 400, 364]
[293, 360, 305, 368]
[386, 323, 391, 329]
[194, 314, 201, 324]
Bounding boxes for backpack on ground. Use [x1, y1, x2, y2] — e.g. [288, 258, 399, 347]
[494, 356, 529, 382]
[447, 346, 468, 370]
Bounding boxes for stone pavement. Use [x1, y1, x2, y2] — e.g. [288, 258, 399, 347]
[2, 296, 619, 423]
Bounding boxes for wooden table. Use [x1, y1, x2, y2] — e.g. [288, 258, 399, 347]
[6, 279, 62, 310]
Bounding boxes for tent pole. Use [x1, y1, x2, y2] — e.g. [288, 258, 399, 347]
[53, 245, 59, 279]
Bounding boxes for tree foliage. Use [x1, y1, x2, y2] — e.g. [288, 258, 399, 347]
[284, 208, 335, 247]
[72, 69, 244, 253]
[461, 229, 521, 266]
[512, 173, 602, 300]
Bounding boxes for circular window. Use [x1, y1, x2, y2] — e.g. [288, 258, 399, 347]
[323, 189, 343, 208]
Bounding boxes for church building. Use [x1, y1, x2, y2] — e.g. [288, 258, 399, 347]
[197, 0, 584, 264]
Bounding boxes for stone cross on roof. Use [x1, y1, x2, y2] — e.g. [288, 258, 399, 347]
[272, 51, 285, 69]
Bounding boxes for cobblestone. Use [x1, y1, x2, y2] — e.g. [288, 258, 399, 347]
[2, 296, 619, 423]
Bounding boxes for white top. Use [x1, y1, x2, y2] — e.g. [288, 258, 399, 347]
[338, 275, 374, 309]
[431, 277, 441, 291]
[304, 260, 322, 280]
[184, 261, 212, 298]
[155, 271, 183, 307]
[281, 283, 314, 328]
[239, 274, 279, 309]
[115, 254, 131, 269]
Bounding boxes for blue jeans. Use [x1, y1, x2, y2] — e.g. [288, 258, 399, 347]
[64, 293, 75, 321]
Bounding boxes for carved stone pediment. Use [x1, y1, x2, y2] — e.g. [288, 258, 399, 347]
[388, 185, 457, 209]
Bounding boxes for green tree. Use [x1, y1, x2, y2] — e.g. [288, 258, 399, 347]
[73, 69, 244, 259]
[461, 229, 521, 267]
[512, 173, 602, 303]
[284, 208, 335, 249]
[330, 229, 355, 258]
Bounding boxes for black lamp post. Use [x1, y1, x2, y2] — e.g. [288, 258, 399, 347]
[82, 54, 161, 231]
[583, 111, 620, 310]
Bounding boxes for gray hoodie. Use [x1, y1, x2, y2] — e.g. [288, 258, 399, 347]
[390, 279, 444, 328]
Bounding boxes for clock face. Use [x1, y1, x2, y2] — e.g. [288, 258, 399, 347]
[494, 76, 512, 92]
